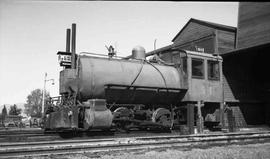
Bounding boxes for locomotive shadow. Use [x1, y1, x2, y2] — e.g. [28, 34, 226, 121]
[57, 128, 172, 139]
[57, 130, 114, 139]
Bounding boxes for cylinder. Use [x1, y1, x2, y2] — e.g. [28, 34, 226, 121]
[83, 99, 113, 129]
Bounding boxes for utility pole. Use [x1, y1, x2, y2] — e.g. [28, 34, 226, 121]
[42, 72, 54, 116]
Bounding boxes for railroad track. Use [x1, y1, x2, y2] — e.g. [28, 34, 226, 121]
[1, 131, 270, 158]
[0, 129, 172, 143]
[0, 130, 59, 143]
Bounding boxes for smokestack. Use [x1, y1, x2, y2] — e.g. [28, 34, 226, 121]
[66, 29, 71, 52]
[71, 23, 76, 69]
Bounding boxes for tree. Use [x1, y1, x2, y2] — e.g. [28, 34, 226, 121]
[24, 89, 50, 118]
[1, 105, 7, 125]
[9, 104, 22, 115]
[2, 105, 7, 117]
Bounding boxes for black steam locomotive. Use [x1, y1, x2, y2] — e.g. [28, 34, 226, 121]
[44, 24, 223, 133]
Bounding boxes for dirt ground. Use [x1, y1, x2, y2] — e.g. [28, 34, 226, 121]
[34, 142, 270, 159]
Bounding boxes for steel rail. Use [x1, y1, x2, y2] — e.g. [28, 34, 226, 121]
[1, 130, 269, 146]
[0, 131, 270, 158]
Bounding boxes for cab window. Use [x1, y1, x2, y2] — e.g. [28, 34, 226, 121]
[207, 60, 220, 80]
[192, 58, 204, 79]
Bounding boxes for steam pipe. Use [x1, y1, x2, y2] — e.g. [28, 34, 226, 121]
[71, 23, 76, 69]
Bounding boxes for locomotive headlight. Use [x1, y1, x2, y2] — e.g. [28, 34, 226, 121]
[58, 55, 62, 64]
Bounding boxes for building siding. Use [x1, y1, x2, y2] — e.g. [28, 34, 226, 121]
[237, 2, 270, 49]
[172, 20, 236, 55]
[217, 30, 236, 54]
[223, 74, 236, 102]
[175, 36, 215, 54]
[173, 22, 214, 45]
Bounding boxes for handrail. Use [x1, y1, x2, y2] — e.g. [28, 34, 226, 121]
[79, 52, 127, 59]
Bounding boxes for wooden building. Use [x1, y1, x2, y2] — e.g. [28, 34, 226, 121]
[125, 18, 237, 60]
[144, 18, 237, 64]
[172, 18, 236, 54]
[222, 2, 270, 126]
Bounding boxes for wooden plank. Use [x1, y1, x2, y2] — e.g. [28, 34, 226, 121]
[174, 22, 214, 45]
[217, 30, 236, 54]
[237, 2, 270, 49]
[176, 36, 215, 53]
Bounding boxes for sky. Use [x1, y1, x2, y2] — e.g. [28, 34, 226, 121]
[0, 1, 239, 106]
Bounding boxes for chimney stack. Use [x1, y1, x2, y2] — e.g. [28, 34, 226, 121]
[71, 23, 76, 69]
[66, 28, 71, 52]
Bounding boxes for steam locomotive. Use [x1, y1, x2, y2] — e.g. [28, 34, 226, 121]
[44, 24, 223, 133]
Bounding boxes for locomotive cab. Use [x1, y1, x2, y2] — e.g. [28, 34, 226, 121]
[159, 50, 223, 131]
[157, 49, 223, 102]
[183, 51, 223, 103]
